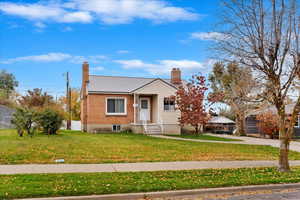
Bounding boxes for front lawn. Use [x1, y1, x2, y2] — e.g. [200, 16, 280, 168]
[2, 167, 300, 199]
[1, 129, 300, 164]
[167, 134, 242, 141]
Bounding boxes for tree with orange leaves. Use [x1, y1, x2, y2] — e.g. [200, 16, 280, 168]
[175, 74, 210, 134]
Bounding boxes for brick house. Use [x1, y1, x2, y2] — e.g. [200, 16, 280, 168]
[81, 62, 182, 135]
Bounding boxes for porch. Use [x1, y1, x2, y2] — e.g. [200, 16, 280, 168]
[130, 93, 180, 135]
[133, 94, 159, 124]
[131, 93, 162, 134]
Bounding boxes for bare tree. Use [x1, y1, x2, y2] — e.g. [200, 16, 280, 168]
[209, 62, 258, 136]
[217, 0, 300, 172]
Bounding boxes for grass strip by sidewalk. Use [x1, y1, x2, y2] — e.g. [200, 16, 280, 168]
[2, 167, 300, 199]
[167, 134, 242, 141]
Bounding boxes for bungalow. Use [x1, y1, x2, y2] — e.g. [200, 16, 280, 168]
[80, 62, 181, 135]
[245, 103, 300, 137]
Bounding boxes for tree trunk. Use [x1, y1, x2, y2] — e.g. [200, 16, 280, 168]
[195, 125, 199, 135]
[199, 124, 204, 134]
[278, 113, 290, 172]
[17, 129, 23, 137]
[279, 137, 290, 172]
[234, 113, 246, 136]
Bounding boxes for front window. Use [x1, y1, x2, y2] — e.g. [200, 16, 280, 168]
[164, 97, 175, 111]
[106, 98, 126, 115]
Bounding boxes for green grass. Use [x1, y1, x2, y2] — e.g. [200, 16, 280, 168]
[167, 134, 242, 141]
[1, 129, 300, 164]
[2, 167, 300, 199]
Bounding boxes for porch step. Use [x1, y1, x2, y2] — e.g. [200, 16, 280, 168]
[144, 124, 162, 135]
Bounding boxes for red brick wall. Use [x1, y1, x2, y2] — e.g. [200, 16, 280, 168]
[87, 94, 134, 124]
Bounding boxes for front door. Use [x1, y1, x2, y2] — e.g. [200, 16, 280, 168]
[139, 97, 150, 122]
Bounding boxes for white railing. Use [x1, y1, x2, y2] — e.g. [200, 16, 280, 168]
[142, 119, 147, 134]
[159, 118, 164, 134]
[140, 111, 148, 134]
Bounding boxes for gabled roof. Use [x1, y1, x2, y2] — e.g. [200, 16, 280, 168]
[208, 116, 235, 124]
[247, 103, 296, 116]
[131, 78, 178, 93]
[87, 75, 179, 94]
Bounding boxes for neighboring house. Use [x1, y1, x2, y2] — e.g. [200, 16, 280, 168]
[245, 103, 300, 137]
[80, 62, 182, 135]
[0, 105, 15, 129]
[205, 116, 235, 134]
[62, 120, 81, 131]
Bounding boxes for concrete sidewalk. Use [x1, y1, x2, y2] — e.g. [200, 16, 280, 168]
[2, 160, 300, 175]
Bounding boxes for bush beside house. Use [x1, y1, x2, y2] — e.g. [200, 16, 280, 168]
[37, 109, 63, 135]
[11, 107, 64, 137]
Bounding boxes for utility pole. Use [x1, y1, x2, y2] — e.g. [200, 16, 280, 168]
[66, 72, 71, 130]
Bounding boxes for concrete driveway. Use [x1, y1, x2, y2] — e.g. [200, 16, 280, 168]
[208, 134, 300, 153]
[151, 134, 300, 153]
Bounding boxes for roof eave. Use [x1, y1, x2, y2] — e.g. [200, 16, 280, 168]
[88, 91, 131, 94]
[130, 78, 178, 93]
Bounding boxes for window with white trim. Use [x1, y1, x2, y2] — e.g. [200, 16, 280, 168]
[106, 97, 126, 115]
[112, 125, 121, 132]
[164, 97, 175, 111]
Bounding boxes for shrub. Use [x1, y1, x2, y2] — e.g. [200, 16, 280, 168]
[37, 109, 63, 135]
[11, 107, 37, 137]
[256, 111, 279, 139]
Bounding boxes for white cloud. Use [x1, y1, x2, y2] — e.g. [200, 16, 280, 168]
[72, 0, 199, 24]
[0, 53, 72, 64]
[160, 60, 206, 69]
[59, 11, 92, 23]
[190, 32, 227, 41]
[116, 59, 156, 69]
[0, 0, 199, 26]
[34, 22, 46, 29]
[117, 50, 130, 54]
[0, 53, 107, 64]
[0, 1, 93, 24]
[0, 2, 63, 20]
[91, 66, 105, 71]
[69, 55, 107, 64]
[115, 59, 214, 75]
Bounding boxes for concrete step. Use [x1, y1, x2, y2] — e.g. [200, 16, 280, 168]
[144, 124, 162, 135]
[147, 130, 161, 133]
[146, 132, 162, 135]
[146, 128, 161, 131]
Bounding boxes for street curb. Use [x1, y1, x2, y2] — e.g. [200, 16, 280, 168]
[19, 182, 300, 200]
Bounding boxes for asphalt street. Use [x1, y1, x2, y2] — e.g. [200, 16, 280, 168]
[148, 188, 300, 200]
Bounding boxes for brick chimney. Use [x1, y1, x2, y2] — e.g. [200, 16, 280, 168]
[171, 68, 181, 85]
[81, 61, 89, 132]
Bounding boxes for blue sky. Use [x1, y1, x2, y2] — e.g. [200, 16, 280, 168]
[0, 0, 222, 97]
